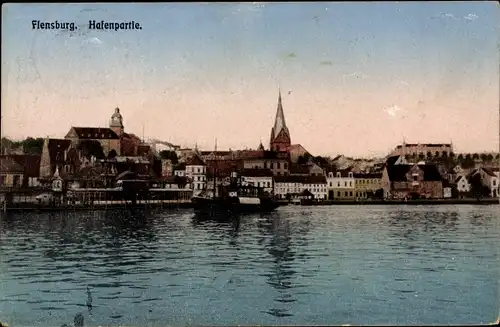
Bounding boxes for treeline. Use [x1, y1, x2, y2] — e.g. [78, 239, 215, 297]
[1, 137, 44, 155]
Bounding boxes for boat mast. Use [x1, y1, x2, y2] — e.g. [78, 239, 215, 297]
[213, 138, 217, 199]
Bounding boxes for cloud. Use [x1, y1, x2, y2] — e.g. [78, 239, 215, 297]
[431, 12, 458, 20]
[342, 72, 369, 81]
[464, 14, 478, 21]
[287, 52, 297, 58]
[82, 37, 103, 45]
[320, 61, 332, 66]
[383, 104, 405, 118]
[398, 80, 409, 87]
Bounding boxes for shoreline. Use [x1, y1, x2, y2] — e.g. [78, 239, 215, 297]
[1, 198, 498, 213]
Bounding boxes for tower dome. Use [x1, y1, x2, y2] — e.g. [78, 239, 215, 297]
[110, 107, 123, 128]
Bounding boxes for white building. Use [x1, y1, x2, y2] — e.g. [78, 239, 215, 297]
[240, 168, 274, 194]
[455, 175, 470, 193]
[274, 175, 327, 200]
[327, 171, 355, 188]
[185, 155, 206, 196]
[173, 163, 186, 177]
[471, 167, 499, 198]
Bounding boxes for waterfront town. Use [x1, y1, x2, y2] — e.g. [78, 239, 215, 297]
[0, 90, 499, 208]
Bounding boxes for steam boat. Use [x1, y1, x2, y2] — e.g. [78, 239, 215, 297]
[191, 171, 279, 215]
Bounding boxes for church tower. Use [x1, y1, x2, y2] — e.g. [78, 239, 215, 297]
[269, 89, 291, 152]
[109, 107, 124, 137]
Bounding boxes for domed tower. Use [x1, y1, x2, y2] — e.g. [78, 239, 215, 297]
[109, 107, 124, 137]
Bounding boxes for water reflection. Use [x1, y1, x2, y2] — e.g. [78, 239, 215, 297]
[0, 205, 498, 326]
[259, 216, 297, 317]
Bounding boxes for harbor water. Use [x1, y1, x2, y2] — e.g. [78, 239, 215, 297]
[0, 205, 498, 326]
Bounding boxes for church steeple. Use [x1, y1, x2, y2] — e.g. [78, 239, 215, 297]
[269, 88, 291, 152]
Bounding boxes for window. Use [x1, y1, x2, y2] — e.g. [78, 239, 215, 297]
[336, 172, 341, 177]
[349, 181, 352, 187]
[271, 163, 274, 169]
[0, 176, 4, 185]
[277, 162, 281, 169]
[344, 192, 348, 196]
[329, 182, 332, 187]
[337, 191, 340, 197]
[337, 182, 340, 187]
[197, 168, 200, 173]
[264, 162, 267, 169]
[284, 163, 288, 169]
[344, 182, 347, 187]
[413, 175, 418, 181]
[494, 180, 497, 186]
[349, 191, 353, 197]
[348, 172, 353, 178]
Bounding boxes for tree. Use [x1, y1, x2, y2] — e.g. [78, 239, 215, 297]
[22, 137, 44, 155]
[77, 140, 105, 160]
[374, 188, 384, 199]
[418, 153, 425, 161]
[108, 149, 118, 159]
[472, 153, 479, 160]
[457, 154, 464, 162]
[426, 151, 433, 159]
[159, 150, 178, 164]
[313, 156, 329, 168]
[486, 154, 494, 162]
[297, 153, 312, 165]
[469, 173, 490, 200]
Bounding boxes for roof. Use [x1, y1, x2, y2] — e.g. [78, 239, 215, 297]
[386, 164, 443, 182]
[70, 127, 119, 140]
[161, 175, 189, 184]
[274, 175, 327, 184]
[482, 168, 497, 177]
[0, 157, 25, 173]
[48, 139, 72, 163]
[289, 164, 309, 175]
[137, 145, 151, 156]
[353, 172, 383, 179]
[419, 165, 443, 181]
[386, 164, 413, 181]
[385, 155, 401, 167]
[299, 189, 314, 197]
[396, 143, 452, 148]
[2, 154, 41, 177]
[241, 168, 273, 177]
[270, 90, 290, 143]
[173, 162, 186, 171]
[186, 154, 206, 166]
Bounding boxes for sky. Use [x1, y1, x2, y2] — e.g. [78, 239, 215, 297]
[1, 2, 499, 158]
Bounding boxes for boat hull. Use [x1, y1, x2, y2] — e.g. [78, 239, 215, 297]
[191, 196, 279, 216]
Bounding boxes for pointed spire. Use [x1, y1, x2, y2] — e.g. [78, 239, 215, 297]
[272, 88, 288, 140]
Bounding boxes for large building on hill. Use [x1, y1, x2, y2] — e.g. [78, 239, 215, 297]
[390, 142, 454, 158]
[64, 107, 146, 157]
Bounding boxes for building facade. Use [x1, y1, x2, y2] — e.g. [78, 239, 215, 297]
[326, 170, 356, 200]
[185, 155, 207, 196]
[353, 172, 383, 200]
[391, 143, 454, 158]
